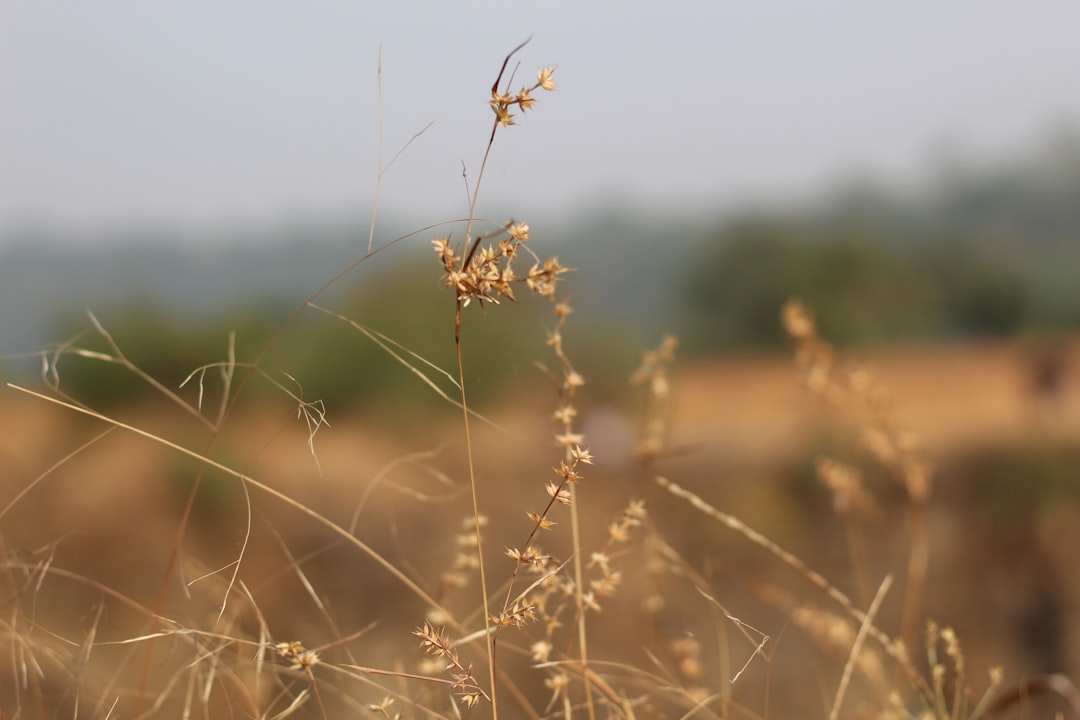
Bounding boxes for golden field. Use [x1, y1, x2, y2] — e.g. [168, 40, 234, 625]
[2, 336, 1078, 717]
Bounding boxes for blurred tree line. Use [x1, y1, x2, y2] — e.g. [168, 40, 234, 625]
[679, 133, 1080, 352]
[14, 133, 1080, 410]
[46, 253, 564, 418]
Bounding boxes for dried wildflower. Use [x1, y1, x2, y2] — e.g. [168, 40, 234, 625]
[932, 663, 946, 690]
[941, 626, 963, 673]
[415, 622, 450, 656]
[294, 650, 319, 669]
[275, 641, 320, 671]
[608, 522, 631, 543]
[432, 237, 456, 270]
[530, 640, 553, 663]
[439, 571, 468, 591]
[570, 445, 593, 464]
[538, 66, 557, 91]
[426, 607, 452, 626]
[632, 335, 680, 462]
[507, 221, 529, 241]
[493, 599, 537, 628]
[491, 102, 515, 127]
[643, 593, 666, 614]
[545, 671, 570, 699]
[433, 514, 487, 610]
[525, 257, 570, 298]
[528, 554, 554, 573]
[903, 457, 933, 502]
[554, 461, 582, 483]
[546, 482, 571, 505]
[552, 404, 576, 424]
[505, 545, 550, 567]
[893, 639, 909, 665]
[781, 299, 816, 339]
[816, 456, 884, 520]
[276, 640, 303, 657]
[590, 571, 621, 597]
[670, 634, 704, 684]
[489, 90, 514, 107]
[606, 500, 646, 542]
[526, 511, 556, 530]
[368, 696, 399, 719]
[554, 432, 584, 448]
[588, 552, 611, 574]
[413, 623, 489, 707]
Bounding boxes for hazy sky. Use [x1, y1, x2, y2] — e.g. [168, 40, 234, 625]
[2, 2, 1079, 238]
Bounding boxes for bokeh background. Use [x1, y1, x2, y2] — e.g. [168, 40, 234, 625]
[2, 3, 1080, 717]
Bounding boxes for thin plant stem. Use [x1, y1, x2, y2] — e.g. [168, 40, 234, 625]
[454, 301, 498, 719]
[900, 499, 929, 653]
[368, 45, 383, 255]
[828, 574, 893, 720]
[569, 468, 596, 720]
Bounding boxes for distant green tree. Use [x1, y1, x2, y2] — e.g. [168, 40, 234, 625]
[679, 215, 941, 352]
[936, 255, 1031, 336]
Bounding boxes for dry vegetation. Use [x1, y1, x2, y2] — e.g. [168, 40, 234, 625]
[3, 42, 1080, 720]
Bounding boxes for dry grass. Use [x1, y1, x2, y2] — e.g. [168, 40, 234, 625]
[2, 41, 1077, 720]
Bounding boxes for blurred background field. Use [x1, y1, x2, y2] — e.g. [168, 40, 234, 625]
[3, 325, 1080, 716]
[2, 3, 1080, 717]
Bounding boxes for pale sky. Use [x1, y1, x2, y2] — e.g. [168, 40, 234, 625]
[2, 2, 1079, 239]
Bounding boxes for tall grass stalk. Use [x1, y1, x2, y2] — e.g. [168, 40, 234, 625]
[442, 38, 560, 718]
